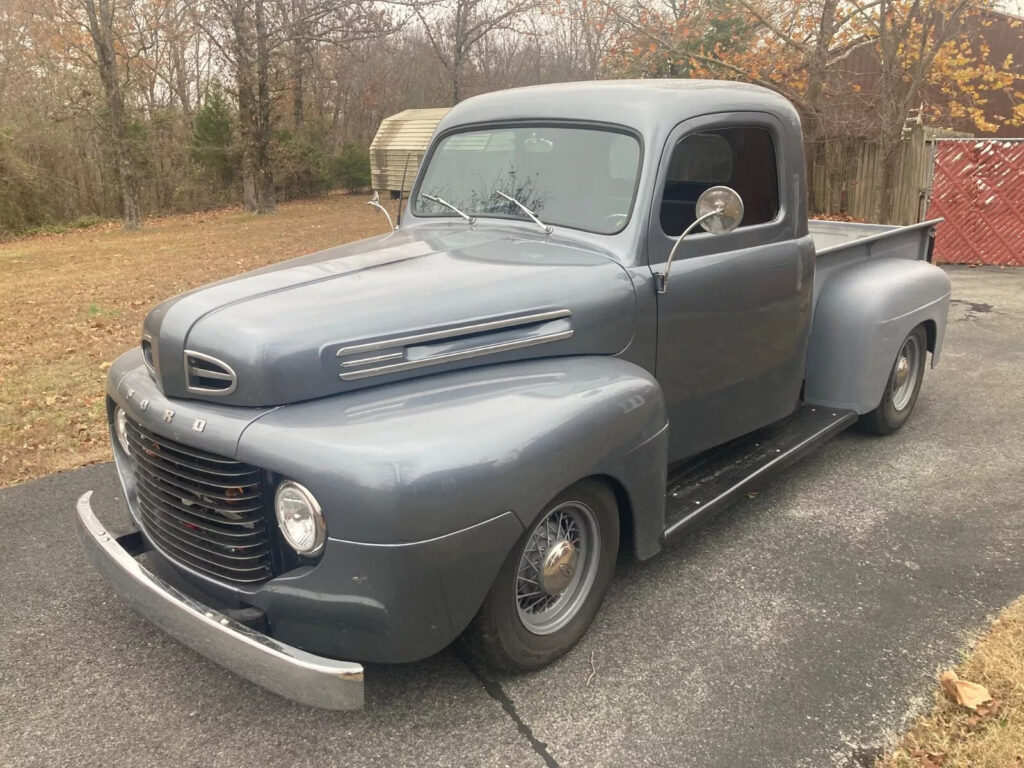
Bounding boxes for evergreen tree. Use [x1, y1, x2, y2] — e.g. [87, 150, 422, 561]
[190, 84, 236, 187]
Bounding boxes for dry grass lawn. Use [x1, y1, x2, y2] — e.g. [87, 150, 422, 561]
[878, 598, 1024, 768]
[0, 193, 384, 488]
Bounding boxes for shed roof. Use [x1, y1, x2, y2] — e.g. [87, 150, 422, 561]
[370, 108, 450, 192]
[369, 108, 451, 153]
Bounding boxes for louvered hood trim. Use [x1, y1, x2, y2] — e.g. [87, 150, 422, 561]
[335, 310, 574, 381]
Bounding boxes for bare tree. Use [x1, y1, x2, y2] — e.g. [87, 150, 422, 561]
[866, 0, 978, 222]
[51, 0, 145, 229]
[410, 0, 540, 103]
[83, 0, 143, 228]
[198, 0, 276, 212]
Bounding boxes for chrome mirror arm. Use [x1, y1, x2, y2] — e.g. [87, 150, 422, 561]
[655, 208, 721, 294]
[367, 191, 396, 231]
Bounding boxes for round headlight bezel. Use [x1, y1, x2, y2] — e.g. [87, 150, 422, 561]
[274, 480, 327, 556]
[113, 406, 130, 455]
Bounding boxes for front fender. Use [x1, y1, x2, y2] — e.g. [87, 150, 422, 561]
[235, 356, 668, 658]
[805, 259, 950, 413]
[239, 355, 666, 545]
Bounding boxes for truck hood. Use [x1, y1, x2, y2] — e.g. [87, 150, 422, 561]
[142, 224, 637, 406]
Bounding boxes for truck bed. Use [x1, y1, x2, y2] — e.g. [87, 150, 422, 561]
[809, 218, 943, 309]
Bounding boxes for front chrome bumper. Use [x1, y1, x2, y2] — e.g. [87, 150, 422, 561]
[75, 491, 365, 710]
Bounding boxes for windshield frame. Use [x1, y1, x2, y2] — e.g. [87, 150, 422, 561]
[409, 120, 645, 236]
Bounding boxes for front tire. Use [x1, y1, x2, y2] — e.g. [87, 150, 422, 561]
[857, 324, 928, 435]
[463, 479, 619, 672]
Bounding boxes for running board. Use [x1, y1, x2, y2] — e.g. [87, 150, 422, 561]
[662, 405, 858, 543]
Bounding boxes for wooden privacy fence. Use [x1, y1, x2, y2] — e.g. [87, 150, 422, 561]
[810, 124, 938, 225]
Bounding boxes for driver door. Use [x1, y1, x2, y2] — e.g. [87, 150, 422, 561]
[650, 113, 814, 463]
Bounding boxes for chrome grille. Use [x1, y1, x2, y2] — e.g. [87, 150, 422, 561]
[124, 417, 272, 584]
[184, 350, 237, 395]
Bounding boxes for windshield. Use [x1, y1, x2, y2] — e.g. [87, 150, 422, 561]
[414, 125, 641, 235]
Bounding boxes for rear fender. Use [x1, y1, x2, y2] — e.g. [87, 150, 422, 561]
[804, 259, 950, 414]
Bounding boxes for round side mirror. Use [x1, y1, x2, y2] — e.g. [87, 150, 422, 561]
[695, 186, 744, 234]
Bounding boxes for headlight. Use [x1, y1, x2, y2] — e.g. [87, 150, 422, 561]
[274, 481, 326, 555]
[113, 406, 130, 455]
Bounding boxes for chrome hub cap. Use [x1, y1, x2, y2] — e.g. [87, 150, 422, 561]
[891, 336, 921, 411]
[516, 501, 600, 636]
[894, 356, 910, 389]
[540, 540, 578, 595]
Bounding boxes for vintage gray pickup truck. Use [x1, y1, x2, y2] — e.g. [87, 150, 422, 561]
[76, 80, 950, 711]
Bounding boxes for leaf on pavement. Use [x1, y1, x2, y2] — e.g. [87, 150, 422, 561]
[939, 670, 992, 710]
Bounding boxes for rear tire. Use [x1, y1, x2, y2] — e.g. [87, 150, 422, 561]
[857, 325, 928, 436]
[462, 479, 619, 673]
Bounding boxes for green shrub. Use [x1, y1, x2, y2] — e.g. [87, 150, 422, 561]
[273, 130, 333, 200]
[69, 215, 104, 230]
[333, 143, 371, 191]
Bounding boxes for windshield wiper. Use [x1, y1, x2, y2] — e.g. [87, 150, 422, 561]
[495, 190, 552, 234]
[421, 194, 475, 224]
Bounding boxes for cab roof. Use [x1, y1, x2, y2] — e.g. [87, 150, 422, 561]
[436, 79, 798, 137]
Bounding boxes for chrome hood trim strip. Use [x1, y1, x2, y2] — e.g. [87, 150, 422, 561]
[335, 309, 571, 357]
[335, 309, 574, 381]
[338, 329, 575, 381]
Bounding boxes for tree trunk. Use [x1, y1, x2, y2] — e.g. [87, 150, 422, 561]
[236, 62, 259, 211]
[292, 54, 305, 130]
[242, 164, 258, 211]
[230, 0, 272, 213]
[83, 0, 141, 230]
[802, 0, 838, 215]
[452, 49, 464, 104]
[290, 0, 309, 130]
[254, 0, 275, 213]
[451, 0, 467, 104]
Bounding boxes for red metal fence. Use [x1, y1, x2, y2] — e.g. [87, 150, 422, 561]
[926, 139, 1024, 266]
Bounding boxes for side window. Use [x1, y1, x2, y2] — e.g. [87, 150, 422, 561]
[660, 126, 779, 236]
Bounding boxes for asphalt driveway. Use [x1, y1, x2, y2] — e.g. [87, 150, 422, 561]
[2, 267, 1022, 768]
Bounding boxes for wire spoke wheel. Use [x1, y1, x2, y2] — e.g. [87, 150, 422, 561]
[464, 479, 618, 671]
[515, 501, 600, 636]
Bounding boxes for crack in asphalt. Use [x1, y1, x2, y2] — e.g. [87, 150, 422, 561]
[461, 656, 561, 768]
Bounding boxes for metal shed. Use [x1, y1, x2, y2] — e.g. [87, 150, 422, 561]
[369, 108, 450, 198]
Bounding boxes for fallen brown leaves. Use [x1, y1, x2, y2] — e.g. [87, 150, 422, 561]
[876, 598, 1024, 768]
[0, 193, 384, 488]
[939, 670, 992, 711]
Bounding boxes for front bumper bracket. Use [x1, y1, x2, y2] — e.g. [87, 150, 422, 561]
[75, 491, 365, 710]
